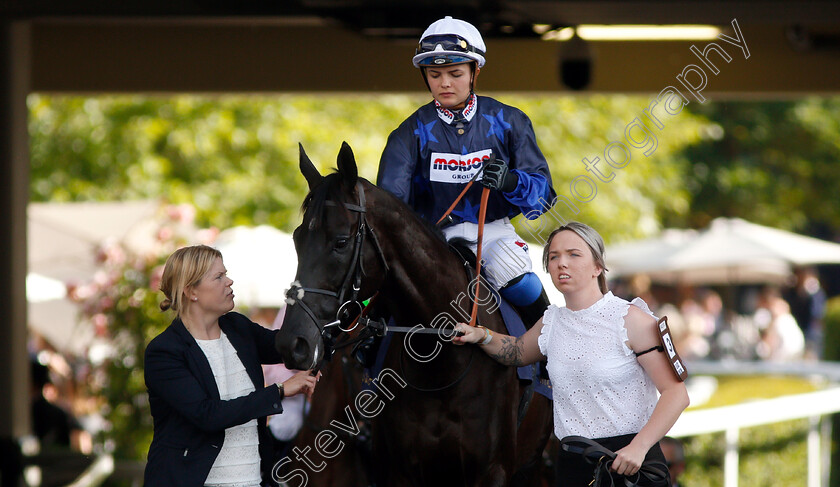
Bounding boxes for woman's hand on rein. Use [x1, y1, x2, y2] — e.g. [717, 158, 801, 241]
[452, 323, 483, 345]
[281, 370, 320, 399]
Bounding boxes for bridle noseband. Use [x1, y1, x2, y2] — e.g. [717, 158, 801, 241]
[285, 181, 389, 357]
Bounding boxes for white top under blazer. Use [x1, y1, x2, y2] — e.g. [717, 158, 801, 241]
[195, 331, 262, 487]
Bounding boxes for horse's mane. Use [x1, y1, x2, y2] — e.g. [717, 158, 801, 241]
[301, 172, 476, 266]
[369, 183, 479, 269]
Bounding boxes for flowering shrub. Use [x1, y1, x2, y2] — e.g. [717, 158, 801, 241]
[67, 202, 216, 460]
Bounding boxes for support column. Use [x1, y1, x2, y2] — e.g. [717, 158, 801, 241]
[0, 19, 31, 487]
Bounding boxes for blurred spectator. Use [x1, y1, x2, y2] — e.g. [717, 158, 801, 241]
[698, 289, 742, 358]
[660, 436, 686, 487]
[754, 287, 805, 361]
[255, 307, 307, 455]
[656, 303, 700, 361]
[30, 358, 91, 453]
[679, 291, 718, 359]
[785, 267, 827, 359]
[628, 274, 659, 311]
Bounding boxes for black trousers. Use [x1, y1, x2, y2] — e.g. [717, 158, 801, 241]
[554, 433, 668, 487]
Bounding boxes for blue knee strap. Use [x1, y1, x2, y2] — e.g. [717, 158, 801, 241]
[499, 272, 543, 307]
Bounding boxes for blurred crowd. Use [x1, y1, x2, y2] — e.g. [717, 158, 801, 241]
[613, 267, 829, 363]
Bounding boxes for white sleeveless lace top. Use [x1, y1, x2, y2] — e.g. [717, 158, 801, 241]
[538, 292, 658, 440]
[195, 331, 261, 487]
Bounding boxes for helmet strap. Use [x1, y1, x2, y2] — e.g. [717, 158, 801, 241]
[420, 67, 431, 91]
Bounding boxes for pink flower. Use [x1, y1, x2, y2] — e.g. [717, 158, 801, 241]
[157, 227, 174, 242]
[196, 227, 220, 245]
[92, 313, 109, 334]
[149, 266, 165, 292]
[166, 203, 196, 223]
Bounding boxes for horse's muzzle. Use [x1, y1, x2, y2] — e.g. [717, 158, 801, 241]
[292, 336, 312, 368]
[276, 328, 322, 371]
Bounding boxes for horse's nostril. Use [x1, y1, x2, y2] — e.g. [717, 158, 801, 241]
[292, 337, 310, 366]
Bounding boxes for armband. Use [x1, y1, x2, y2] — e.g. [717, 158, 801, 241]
[658, 316, 688, 382]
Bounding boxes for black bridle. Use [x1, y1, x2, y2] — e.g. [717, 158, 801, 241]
[285, 181, 389, 363]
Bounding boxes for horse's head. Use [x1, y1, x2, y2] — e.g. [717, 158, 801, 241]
[276, 142, 389, 370]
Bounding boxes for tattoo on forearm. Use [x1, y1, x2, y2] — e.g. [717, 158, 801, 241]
[489, 336, 523, 366]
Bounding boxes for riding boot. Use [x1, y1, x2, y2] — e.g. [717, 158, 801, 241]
[514, 287, 551, 330]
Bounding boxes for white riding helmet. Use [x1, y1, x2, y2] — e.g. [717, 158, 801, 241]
[412, 16, 486, 68]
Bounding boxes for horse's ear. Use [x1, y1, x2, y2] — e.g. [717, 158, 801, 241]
[336, 141, 358, 187]
[299, 143, 323, 190]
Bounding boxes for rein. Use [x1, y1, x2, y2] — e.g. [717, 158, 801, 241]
[434, 163, 491, 328]
[559, 436, 669, 487]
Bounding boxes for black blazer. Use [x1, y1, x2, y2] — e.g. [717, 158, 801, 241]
[143, 312, 284, 487]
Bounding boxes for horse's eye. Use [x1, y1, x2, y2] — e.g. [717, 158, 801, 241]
[334, 236, 350, 251]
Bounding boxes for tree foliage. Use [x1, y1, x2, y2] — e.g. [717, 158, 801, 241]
[29, 93, 712, 244]
[500, 94, 708, 243]
[678, 98, 840, 235]
[29, 95, 417, 231]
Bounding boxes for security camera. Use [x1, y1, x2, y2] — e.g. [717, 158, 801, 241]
[786, 25, 812, 52]
[559, 32, 593, 90]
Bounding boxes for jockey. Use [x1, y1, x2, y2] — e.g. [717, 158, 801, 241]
[377, 16, 557, 328]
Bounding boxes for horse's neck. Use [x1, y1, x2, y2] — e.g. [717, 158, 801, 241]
[374, 210, 471, 326]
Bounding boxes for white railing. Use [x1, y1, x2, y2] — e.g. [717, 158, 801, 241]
[667, 360, 840, 487]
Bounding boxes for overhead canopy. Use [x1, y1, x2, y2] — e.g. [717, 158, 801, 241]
[1, 1, 837, 94]
[607, 218, 840, 285]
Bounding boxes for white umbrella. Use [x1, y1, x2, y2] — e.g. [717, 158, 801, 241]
[606, 218, 840, 285]
[214, 225, 297, 308]
[28, 200, 163, 282]
[27, 200, 175, 355]
[606, 229, 697, 278]
[671, 218, 840, 268]
[27, 273, 68, 302]
[28, 298, 92, 357]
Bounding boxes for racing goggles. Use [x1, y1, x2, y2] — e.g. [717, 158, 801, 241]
[416, 34, 485, 57]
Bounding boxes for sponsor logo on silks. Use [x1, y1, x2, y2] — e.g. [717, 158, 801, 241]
[461, 94, 477, 120]
[514, 240, 529, 251]
[429, 149, 492, 183]
[434, 94, 477, 125]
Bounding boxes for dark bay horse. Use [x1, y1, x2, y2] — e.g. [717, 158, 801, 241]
[276, 142, 552, 487]
[278, 348, 372, 487]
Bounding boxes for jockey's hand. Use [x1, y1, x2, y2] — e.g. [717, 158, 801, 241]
[452, 323, 483, 346]
[481, 157, 518, 193]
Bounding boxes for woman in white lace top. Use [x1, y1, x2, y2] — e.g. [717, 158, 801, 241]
[144, 245, 319, 487]
[454, 222, 689, 486]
